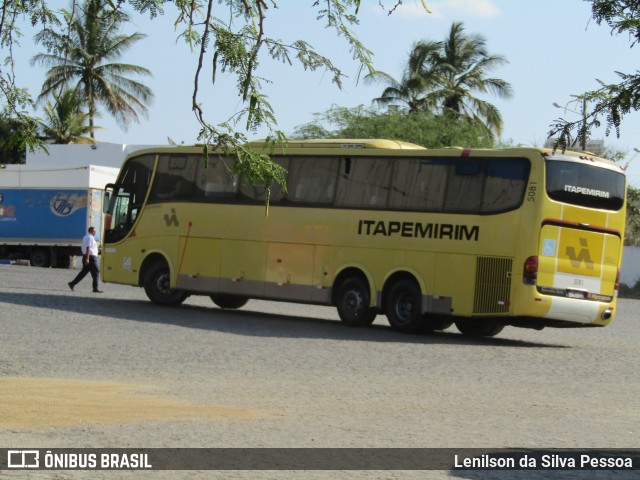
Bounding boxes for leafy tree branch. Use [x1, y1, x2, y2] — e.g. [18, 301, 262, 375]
[549, 0, 640, 150]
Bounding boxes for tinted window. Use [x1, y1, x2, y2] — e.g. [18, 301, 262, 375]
[389, 157, 529, 214]
[117, 154, 155, 208]
[141, 151, 531, 214]
[287, 156, 338, 205]
[481, 158, 530, 213]
[444, 160, 486, 212]
[546, 160, 625, 211]
[336, 157, 393, 208]
[195, 155, 238, 200]
[148, 154, 198, 203]
[148, 154, 240, 203]
[390, 159, 449, 211]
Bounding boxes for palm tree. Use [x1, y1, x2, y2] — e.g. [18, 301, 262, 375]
[39, 88, 93, 144]
[31, 0, 153, 141]
[369, 22, 512, 138]
[366, 41, 442, 113]
[425, 22, 513, 137]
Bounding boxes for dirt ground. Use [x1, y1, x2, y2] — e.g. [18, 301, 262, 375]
[1, 377, 264, 430]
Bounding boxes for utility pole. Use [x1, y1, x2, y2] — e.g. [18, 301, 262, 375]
[552, 95, 589, 151]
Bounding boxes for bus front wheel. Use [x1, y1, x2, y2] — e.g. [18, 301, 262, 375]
[385, 279, 424, 333]
[143, 262, 188, 306]
[336, 277, 377, 326]
[211, 295, 249, 309]
[455, 319, 504, 337]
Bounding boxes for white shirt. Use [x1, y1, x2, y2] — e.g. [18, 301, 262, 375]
[82, 233, 99, 257]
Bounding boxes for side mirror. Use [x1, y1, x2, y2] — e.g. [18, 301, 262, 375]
[103, 191, 111, 213]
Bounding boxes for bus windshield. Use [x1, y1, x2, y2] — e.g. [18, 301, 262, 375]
[545, 160, 625, 211]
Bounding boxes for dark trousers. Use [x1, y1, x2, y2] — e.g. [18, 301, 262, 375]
[70, 255, 99, 291]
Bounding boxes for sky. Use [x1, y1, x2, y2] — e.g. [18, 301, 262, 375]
[11, 0, 640, 184]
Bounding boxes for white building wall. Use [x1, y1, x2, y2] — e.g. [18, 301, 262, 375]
[621, 246, 640, 287]
[26, 143, 159, 169]
[0, 164, 119, 189]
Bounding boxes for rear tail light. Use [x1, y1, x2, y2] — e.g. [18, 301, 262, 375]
[523, 256, 538, 285]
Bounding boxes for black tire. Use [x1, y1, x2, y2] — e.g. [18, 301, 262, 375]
[455, 318, 504, 337]
[211, 295, 249, 309]
[30, 249, 51, 268]
[143, 262, 188, 306]
[335, 276, 377, 326]
[423, 315, 454, 332]
[385, 279, 425, 333]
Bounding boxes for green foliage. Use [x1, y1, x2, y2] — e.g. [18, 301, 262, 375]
[625, 185, 640, 246]
[0, 114, 38, 164]
[292, 105, 495, 148]
[549, 1, 640, 149]
[589, 0, 640, 45]
[594, 145, 640, 247]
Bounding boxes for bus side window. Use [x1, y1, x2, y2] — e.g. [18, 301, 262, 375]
[335, 157, 392, 208]
[481, 159, 530, 212]
[444, 159, 485, 212]
[389, 159, 448, 211]
[287, 157, 337, 205]
[196, 155, 239, 201]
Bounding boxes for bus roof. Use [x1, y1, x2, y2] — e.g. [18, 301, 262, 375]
[123, 141, 623, 174]
[249, 139, 428, 150]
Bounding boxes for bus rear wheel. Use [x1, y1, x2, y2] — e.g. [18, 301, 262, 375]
[455, 319, 504, 337]
[336, 277, 377, 326]
[211, 295, 249, 309]
[143, 262, 188, 306]
[385, 279, 425, 333]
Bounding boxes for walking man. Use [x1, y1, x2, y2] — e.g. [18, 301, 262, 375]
[68, 226, 103, 293]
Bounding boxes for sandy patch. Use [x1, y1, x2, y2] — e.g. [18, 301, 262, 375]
[0, 377, 265, 429]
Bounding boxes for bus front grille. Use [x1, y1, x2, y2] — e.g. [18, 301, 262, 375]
[473, 256, 513, 315]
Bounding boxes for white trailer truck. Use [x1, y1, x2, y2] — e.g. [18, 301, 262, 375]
[0, 164, 119, 267]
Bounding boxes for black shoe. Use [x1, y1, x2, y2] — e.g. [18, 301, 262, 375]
[68, 282, 74, 291]
[93, 289, 103, 293]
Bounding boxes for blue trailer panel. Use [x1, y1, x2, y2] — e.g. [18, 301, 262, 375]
[0, 189, 89, 242]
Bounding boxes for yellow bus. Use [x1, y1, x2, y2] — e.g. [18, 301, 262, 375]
[102, 139, 626, 337]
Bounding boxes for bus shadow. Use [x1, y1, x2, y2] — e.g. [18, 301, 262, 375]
[0, 291, 569, 348]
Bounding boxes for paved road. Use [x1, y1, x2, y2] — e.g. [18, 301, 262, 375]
[0, 264, 638, 479]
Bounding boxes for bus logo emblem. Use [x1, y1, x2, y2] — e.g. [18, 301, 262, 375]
[164, 209, 179, 227]
[50, 193, 84, 217]
[565, 237, 594, 270]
